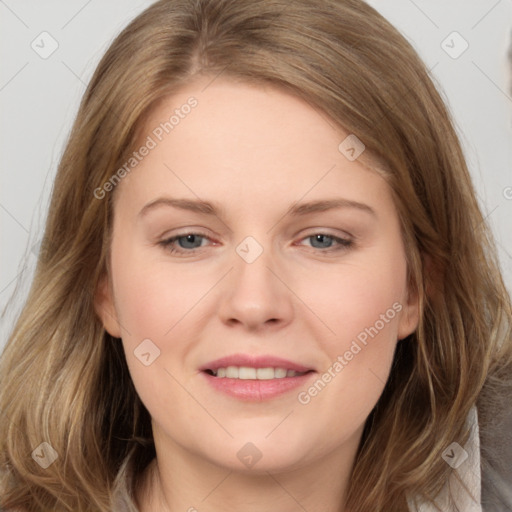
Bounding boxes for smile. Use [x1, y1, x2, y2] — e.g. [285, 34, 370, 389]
[200, 354, 316, 401]
[205, 366, 309, 379]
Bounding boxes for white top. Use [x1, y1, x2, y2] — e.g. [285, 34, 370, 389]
[407, 405, 482, 511]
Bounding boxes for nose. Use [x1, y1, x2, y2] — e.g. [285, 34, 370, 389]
[216, 239, 295, 332]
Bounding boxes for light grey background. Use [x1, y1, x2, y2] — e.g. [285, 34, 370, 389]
[1, 0, 512, 350]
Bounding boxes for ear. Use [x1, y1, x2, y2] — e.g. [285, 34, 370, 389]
[94, 272, 122, 338]
[397, 266, 421, 341]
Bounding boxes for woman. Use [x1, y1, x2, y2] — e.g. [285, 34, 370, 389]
[1, 0, 511, 510]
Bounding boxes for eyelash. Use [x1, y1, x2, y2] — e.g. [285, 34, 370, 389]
[158, 231, 354, 255]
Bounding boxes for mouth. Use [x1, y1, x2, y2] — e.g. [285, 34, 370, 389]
[204, 366, 312, 379]
[200, 354, 316, 401]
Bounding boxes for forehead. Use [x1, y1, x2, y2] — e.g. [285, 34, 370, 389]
[114, 76, 393, 219]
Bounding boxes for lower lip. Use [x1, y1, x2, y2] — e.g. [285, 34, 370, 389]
[201, 371, 316, 401]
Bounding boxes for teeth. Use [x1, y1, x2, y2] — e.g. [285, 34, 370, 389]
[210, 366, 307, 379]
[256, 368, 274, 380]
[239, 367, 257, 379]
[226, 366, 238, 378]
[275, 368, 287, 378]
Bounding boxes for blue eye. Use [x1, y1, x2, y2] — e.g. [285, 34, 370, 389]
[159, 233, 209, 254]
[301, 233, 353, 251]
[158, 232, 353, 255]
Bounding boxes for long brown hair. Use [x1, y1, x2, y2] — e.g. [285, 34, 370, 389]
[1, 0, 511, 510]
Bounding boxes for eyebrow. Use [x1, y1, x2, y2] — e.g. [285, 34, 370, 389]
[138, 197, 377, 219]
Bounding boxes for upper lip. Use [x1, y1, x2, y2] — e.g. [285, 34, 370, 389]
[199, 354, 314, 373]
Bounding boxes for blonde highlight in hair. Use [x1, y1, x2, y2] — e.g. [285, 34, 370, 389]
[1, 0, 511, 510]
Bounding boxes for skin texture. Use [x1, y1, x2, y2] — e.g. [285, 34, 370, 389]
[95, 76, 419, 512]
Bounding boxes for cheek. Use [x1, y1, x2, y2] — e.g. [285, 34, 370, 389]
[112, 261, 201, 419]
[297, 250, 407, 426]
[110, 246, 217, 399]
[111, 245, 212, 341]
[303, 245, 407, 351]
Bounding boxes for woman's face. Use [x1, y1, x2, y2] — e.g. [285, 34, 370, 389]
[96, 76, 419, 473]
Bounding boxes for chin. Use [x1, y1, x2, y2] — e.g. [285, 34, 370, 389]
[199, 434, 314, 474]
